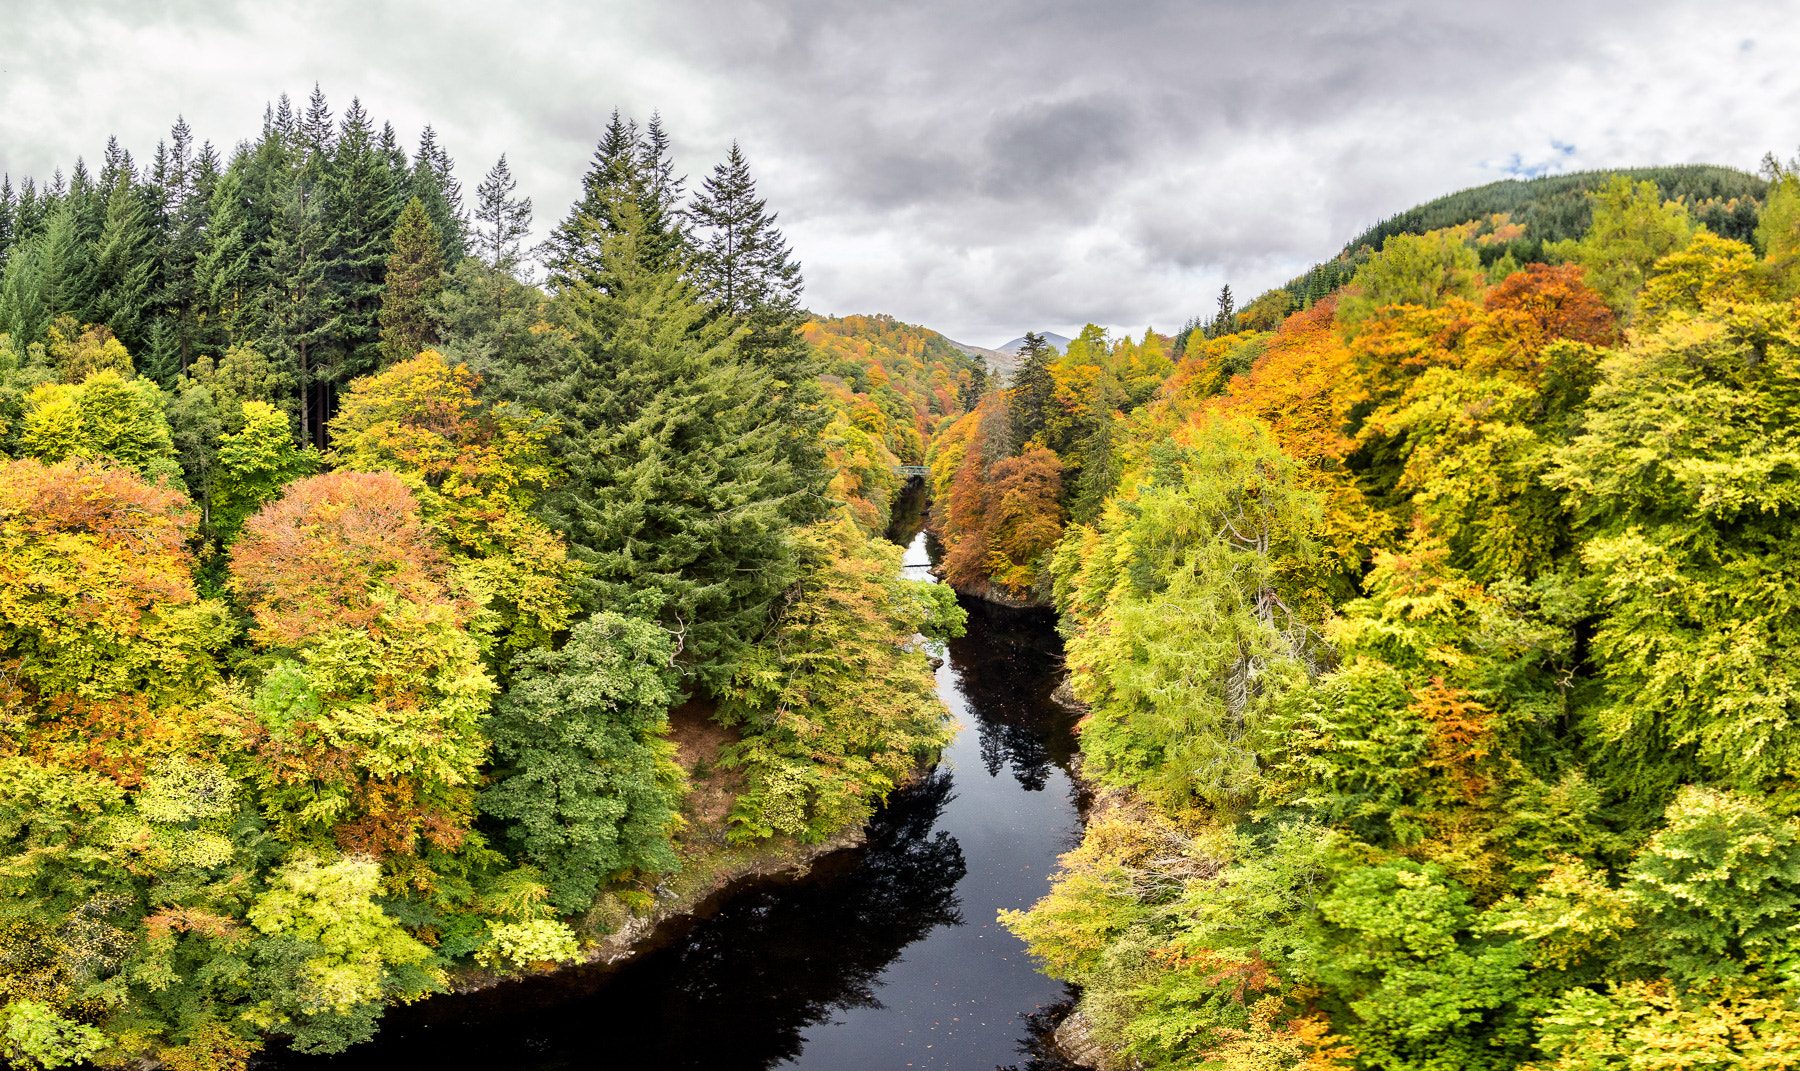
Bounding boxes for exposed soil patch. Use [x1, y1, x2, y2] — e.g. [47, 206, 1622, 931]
[667, 694, 743, 830]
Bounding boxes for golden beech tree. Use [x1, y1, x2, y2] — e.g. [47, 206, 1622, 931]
[228, 471, 493, 864]
[328, 351, 575, 656]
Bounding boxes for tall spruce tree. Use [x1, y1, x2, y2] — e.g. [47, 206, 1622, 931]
[409, 125, 466, 262]
[323, 98, 400, 394]
[546, 111, 685, 289]
[690, 141, 800, 319]
[0, 177, 14, 275]
[473, 154, 532, 275]
[92, 170, 158, 365]
[689, 140, 829, 526]
[378, 197, 443, 365]
[260, 154, 332, 446]
[527, 192, 806, 685]
[1008, 330, 1056, 452]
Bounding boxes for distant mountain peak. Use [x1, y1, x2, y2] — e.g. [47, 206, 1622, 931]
[995, 332, 1072, 354]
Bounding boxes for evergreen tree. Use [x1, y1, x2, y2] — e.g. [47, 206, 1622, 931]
[690, 141, 800, 319]
[1008, 330, 1056, 452]
[322, 98, 399, 392]
[13, 178, 44, 244]
[689, 140, 829, 526]
[378, 197, 443, 365]
[92, 173, 158, 362]
[299, 83, 334, 154]
[0, 177, 14, 274]
[545, 111, 685, 289]
[526, 194, 807, 685]
[260, 156, 332, 446]
[1206, 283, 1236, 338]
[50, 164, 102, 323]
[409, 125, 466, 262]
[473, 154, 531, 275]
[196, 168, 257, 355]
[0, 236, 50, 345]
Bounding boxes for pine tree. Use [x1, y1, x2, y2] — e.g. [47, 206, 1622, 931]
[0, 235, 49, 345]
[378, 198, 443, 366]
[299, 84, 334, 154]
[13, 178, 44, 244]
[690, 141, 800, 319]
[689, 140, 828, 526]
[0, 177, 14, 275]
[526, 193, 808, 686]
[473, 154, 531, 275]
[260, 157, 332, 446]
[409, 125, 466, 262]
[1008, 331, 1056, 452]
[92, 174, 158, 365]
[1206, 283, 1236, 339]
[323, 98, 400, 391]
[52, 161, 103, 323]
[546, 111, 685, 289]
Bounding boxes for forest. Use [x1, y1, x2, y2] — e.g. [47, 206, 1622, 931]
[0, 92, 972, 1070]
[928, 159, 1800, 1069]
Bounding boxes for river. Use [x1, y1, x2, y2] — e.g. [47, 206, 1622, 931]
[277, 528, 1086, 1071]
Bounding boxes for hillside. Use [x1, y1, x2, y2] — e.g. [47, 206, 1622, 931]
[1225, 163, 1771, 323]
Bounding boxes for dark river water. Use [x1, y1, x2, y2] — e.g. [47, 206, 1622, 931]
[277, 527, 1086, 1071]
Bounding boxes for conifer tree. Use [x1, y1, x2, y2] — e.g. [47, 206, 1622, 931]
[299, 83, 334, 153]
[409, 125, 467, 262]
[92, 174, 158, 362]
[13, 178, 44, 244]
[0, 177, 14, 274]
[1008, 330, 1056, 452]
[323, 98, 399, 391]
[546, 111, 684, 289]
[378, 197, 443, 365]
[473, 154, 532, 275]
[526, 193, 806, 685]
[689, 140, 829, 526]
[196, 168, 256, 353]
[260, 157, 332, 446]
[690, 141, 800, 319]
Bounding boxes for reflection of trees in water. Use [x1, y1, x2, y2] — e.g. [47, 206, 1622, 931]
[950, 598, 1078, 792]
[274, 772, 965, 1071]
[624, 769, 966, 1067]
[885, 480, 930, 547]
[1000, 987, 1085, 1071]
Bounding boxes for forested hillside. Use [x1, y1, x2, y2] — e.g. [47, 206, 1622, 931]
[920, 162, 1800, 1068]
[1167, 164, 1772, 343]
[0, 93, 964, 1069]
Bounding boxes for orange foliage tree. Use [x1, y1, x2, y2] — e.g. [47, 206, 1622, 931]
[0, 458, 231, 780]
[229, 471, 493, 865]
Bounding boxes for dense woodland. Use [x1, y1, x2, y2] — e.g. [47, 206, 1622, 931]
[0, 93, 971, 1069]
[939, 160, 1800, 1069]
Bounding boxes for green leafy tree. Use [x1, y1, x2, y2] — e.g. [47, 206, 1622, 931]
[1054, 417, 1323, 810]
[481, 612, 684, 912]
[719, 513, 964, 843]
[1546, 176, 1696, 319]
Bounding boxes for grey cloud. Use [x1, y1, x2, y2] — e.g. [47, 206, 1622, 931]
[3, 0, 1798, 345]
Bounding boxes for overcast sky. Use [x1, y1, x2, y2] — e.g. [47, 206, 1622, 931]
[3, 0, 1797, 347]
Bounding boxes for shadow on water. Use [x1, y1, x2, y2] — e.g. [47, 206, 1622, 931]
[271, 528, 1088, 1071]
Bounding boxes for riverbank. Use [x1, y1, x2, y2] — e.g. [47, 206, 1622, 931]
[441, 697, 872, 997]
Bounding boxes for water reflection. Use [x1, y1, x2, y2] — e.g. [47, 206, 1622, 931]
[273, 529, 1086, 1071]
[953, 600, 1079, 793]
